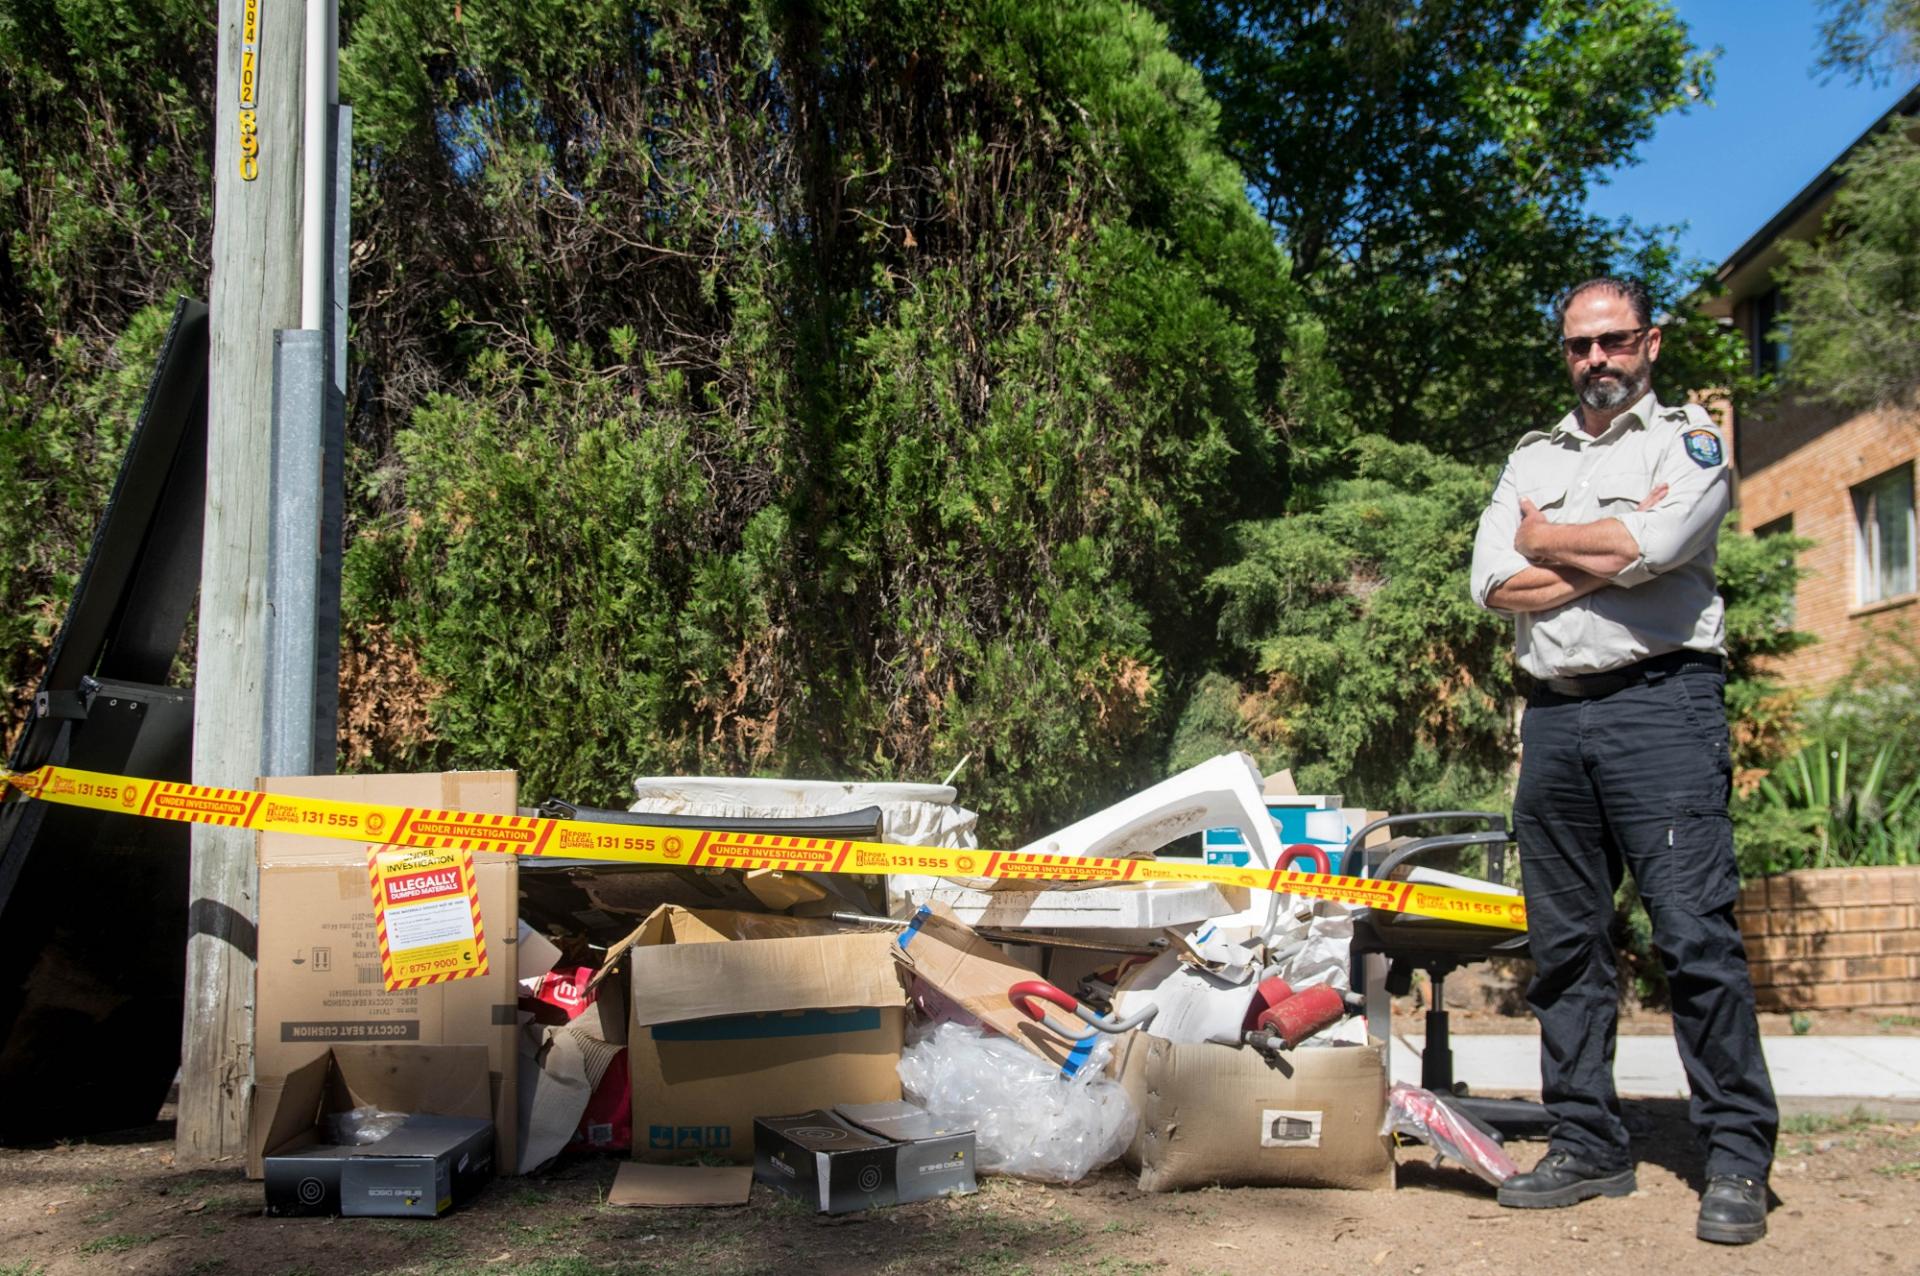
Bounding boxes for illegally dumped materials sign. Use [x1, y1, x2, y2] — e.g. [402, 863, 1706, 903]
[1, 764, 1527, 931]
[367, 846, 489, 990]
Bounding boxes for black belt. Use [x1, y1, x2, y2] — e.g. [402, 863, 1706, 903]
[1538, 650, 1722, 700]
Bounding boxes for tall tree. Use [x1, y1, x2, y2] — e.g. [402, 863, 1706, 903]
[1775, 127, 1920, 410]
[1152, 0, 1717, 458]
[334, 0, 1340, 834]
[0, 0, 213, 734]
[1816, 0, 1920, 84]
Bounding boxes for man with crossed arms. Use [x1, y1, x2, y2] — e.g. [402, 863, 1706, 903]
[1470, 276, 1776, 1245]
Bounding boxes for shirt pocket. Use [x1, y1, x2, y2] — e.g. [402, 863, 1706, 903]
[1593, 470, 1657, 514]
[1519, 481, 1570, 513]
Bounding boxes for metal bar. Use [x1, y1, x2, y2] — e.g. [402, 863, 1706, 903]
[310, 101, 351, 770]
[264, 330, 325, 776]
[299, 0, 332, 329]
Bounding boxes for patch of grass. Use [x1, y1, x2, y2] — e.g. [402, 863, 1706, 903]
[511, 1219, 585, 1248]
[78, 1233, 160, 1255]
[183, 1259, 229, 1275]
[754, 1191, 812, 1218]
[1781, 1107, 1876, 1136]
[506, 1182, 556, 1208]
[78, 1176, 122, 1197]
[164, 1171, 237, 1193]
[1876, 1160, 1920, 1178]
[1878, 1014, 1920, 1029]
[487, 1262, 654, 1276]
[0, 1261, 48, 1276]
[201, 1191, 262, 1213]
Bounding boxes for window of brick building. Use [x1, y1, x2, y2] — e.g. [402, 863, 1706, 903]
[1753, 286, 1790, 376]
[1853, 465, 1916, 606]
[1756, 514, 1798, 625]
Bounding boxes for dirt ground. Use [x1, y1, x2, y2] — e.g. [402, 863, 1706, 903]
[7, 968, 1914, 1276]
[3, 1097, 1917, 1276]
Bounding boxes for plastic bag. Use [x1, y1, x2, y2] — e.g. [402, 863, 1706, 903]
[325, 1106, 408, 1146]
[1381, 1083, 1517, 1186]
[897, 1022, 1138, 1183]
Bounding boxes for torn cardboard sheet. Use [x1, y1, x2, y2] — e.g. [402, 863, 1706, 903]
[1167, 924, 1263, 984]
[888, 905, 1098, 1076]
[607, 1162, 752, 1208]
[517, 922, 562, 982]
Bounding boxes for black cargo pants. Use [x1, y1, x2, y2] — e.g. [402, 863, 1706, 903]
[1513, 662, 1777, 1181]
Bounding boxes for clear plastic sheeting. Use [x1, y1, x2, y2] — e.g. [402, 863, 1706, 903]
[325, 1106, 408, 1146]
[1381, 1083, 1517, 1186]
[897, 1022, 1138, 1183]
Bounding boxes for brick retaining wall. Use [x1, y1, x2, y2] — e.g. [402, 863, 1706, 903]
[1736, 866, 1920, 1013]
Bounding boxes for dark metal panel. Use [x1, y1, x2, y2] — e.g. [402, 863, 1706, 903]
[9, 296, 208, 771]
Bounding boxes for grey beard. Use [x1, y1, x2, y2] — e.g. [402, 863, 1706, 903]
[1579, 370, 1648, 412]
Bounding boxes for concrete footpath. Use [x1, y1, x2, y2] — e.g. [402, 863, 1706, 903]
[1392, 1033, 1920, 1115]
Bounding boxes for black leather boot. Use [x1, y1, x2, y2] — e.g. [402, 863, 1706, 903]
[1696, 1174, 1767, 1244]
[1497, 1150, 1637, 1208]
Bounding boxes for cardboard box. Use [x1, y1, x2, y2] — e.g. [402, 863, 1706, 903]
[835, 1101, 977, 1203]
[250, 772, 521, 1178]
[1118, 1034, 1394, 1192]
[753, 1103, 977, 1213]
[256, 1044, 495, 1215]
[267, 1115, 494, 1217]
[622, 907, 906, 1163]
[754, 1109, 899, 1213]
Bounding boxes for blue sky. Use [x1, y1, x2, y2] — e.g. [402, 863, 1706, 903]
[1584, 0, 1916, 270]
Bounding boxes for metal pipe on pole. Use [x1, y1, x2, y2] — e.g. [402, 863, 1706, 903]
[300, 0, 331, 331]
[265, 0, 341, 781]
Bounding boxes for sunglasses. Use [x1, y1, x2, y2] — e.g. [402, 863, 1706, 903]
[1561, 326, 1648, 358]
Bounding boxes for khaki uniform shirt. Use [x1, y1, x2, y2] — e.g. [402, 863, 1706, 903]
[1470, 392, 1732, 679]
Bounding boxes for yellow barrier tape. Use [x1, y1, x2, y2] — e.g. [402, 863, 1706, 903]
[0, 764, 1527, 931]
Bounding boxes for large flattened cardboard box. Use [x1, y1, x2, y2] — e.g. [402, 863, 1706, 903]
[1118, 1033, 1394, 1192]
[622, 907, 906, 1164]
[250, 772, 520, 1178]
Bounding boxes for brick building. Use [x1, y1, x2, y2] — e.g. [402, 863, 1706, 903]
[1699, 87, 1920, 689]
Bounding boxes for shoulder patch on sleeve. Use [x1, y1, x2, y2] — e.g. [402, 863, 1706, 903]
[1682, 428, 1724, 468]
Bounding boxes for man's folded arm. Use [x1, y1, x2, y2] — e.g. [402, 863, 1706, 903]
[1471, 464, 1531, 613]
[1485, 564, 1609, 614]
[1609, 452, 1731, 588]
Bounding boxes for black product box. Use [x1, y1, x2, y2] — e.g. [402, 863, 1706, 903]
[834, 1101, 977, 1204]
[753, 1110, 899, 1214]
[265, 1115, 495, 1218]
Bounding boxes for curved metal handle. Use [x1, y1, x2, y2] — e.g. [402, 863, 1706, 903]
[1372, 830, 1515, 881]
[1280, 843, 1332, 874]
[1008, 979, 1078, 1022]
[1339, 811, 1510, 875]
[1007, 979, 1160, 1036]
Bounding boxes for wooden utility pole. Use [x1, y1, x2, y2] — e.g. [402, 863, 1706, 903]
[181, 0, 308, 1159]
